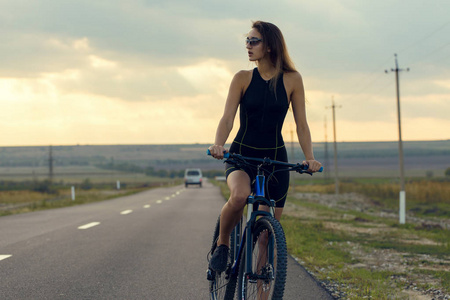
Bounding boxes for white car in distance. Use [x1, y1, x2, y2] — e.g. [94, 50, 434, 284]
[184, 168, 203, 188]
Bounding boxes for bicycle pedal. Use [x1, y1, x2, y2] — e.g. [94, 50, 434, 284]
[247, 275, 258, 284]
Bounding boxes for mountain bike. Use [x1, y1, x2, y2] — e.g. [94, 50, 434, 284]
[206, 150, 322, 300]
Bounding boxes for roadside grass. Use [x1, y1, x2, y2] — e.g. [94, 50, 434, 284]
[365, 240, 449, 257]
[415, 270, 450, 292]
[294, 177, 450, 218]
[0, 179, 181, 217]
[0, 188, 146, 217]
[329, 268, 400, 300]
[281, 214, 405, 299]
[282, 217, 353, 266]
[283, 195, 450, 299]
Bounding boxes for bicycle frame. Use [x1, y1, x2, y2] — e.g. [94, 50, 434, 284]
[231, 167, 276, 280]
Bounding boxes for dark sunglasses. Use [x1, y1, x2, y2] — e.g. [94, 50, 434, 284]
[246, 38, 262, 46]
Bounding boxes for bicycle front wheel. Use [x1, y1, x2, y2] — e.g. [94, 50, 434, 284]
[208, 216, 237, 300]
[238, 216, 287, 300]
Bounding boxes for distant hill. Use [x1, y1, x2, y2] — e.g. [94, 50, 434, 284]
[0, 140, 449, 178]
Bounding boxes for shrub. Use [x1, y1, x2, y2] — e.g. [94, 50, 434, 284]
[32, 179, 57, 194]
[80, 178, 93, 190]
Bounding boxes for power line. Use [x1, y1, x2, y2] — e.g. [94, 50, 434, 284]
[343, 72, 394, 104]
[369, 78, 396, 98]
[347, 20, 450, 102]
[346, 72, 387, 100]
[398, 20, 450, 55]
[345, 56, 394, 101]
[398, 19, 450, 68]
[408, 39, 450, 68]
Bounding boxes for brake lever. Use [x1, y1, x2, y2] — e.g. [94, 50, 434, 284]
[294, 163, 323, 175]
[294, 163, 313, 176]
[296, 169, 313, 176]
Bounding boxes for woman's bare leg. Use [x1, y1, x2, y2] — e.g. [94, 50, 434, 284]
[258, 205, 284, 221]
[256, 206, 284, 299]
[217, 170, 251, 247]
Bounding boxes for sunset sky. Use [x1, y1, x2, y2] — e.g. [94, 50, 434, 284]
[1, 0, 449, 146]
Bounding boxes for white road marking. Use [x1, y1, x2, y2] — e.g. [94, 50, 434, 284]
[144, 205, 151, 208]
[156, 200, 162, 204]
[78, 222, 100, 230]
[120, 210, 133, 215]
[164, 197, 170, 201]
[0, 255, 12, 261]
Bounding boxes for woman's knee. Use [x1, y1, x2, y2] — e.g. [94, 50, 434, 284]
[226, 170, 251, 209]
[228, 189, 249, 209]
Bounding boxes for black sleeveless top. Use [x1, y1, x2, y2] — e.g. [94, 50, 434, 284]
[226, 68, 290, 207]
[232, 68, 289, 152]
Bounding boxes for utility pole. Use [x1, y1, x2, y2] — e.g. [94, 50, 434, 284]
[48, 145, 54, 182]
[290, 124, 295, 190]
[385, 53, 409, 224]
[326, 97, 341, 195]
[324, 115, 330, 180]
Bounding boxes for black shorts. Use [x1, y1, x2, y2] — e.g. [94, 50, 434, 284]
[225, 143, 289, 208]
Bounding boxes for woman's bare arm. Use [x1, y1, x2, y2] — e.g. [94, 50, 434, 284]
[289, 71, 322, 172]
[209, 71, 248, 159]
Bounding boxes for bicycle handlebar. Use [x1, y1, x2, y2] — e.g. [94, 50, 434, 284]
[206, 149, 323, 174]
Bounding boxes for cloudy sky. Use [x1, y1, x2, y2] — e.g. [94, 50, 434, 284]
[1, 0, 449, 146]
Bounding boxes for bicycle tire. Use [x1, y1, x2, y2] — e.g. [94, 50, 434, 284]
[237, 216, 287, 300]
[208, 216, 238, 300]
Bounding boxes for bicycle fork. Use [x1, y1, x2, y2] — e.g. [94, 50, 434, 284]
[243, 174, 276, 285]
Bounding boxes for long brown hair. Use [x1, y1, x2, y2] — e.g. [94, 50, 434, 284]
[251, 21, 296, 91]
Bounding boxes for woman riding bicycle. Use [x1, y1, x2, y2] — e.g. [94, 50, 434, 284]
[208, 21, 322, 273]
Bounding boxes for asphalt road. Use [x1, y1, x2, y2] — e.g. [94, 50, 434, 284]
[0, 180, 332, 299]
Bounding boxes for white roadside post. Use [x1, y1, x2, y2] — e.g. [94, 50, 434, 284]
[399, 191, 406, 224]
[71, 186, 75, 201]
[117, 180, 120, 190]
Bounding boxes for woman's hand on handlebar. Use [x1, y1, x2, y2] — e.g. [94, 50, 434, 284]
[303, 159, 322, 173]
[208, 145, 228, 160]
